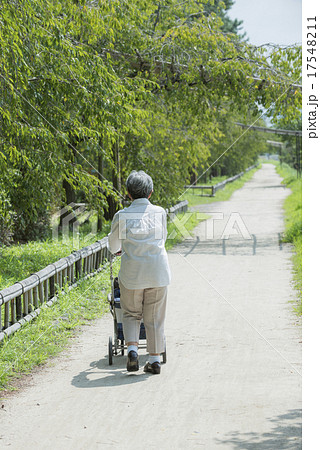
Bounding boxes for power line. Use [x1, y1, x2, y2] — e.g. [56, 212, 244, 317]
[235, 122, 302, 136]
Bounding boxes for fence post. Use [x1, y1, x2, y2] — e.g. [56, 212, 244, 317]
[76, 258, 82, 279]
[71, 263, 75, 283]
[11, 299, 16, 324]
[28, 290, 33, 313]
[23, 292, 28, 316]
[16, 295, 22, 320]
[39, 283, 44, 305]
[44, 279, 49, 301]
[4, 302, 10, 328]
[49, 276, 55, 299]
[33, 286, 39, 309]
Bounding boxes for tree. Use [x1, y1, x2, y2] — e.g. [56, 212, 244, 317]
[198, 0, 245, 35]
[0, 0, 301, 244]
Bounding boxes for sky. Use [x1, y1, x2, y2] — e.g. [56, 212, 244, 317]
[228, 0, 302, 46]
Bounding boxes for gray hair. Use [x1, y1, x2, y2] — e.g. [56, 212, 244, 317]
[126, 170, 153, 199]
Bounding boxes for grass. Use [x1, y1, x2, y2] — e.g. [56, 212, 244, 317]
[180, 165, 260, 207]
[0, 224, 111, 291]
[272, 161, 302, 314]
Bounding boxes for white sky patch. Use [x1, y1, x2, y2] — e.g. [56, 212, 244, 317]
[229, 0, 302, 46]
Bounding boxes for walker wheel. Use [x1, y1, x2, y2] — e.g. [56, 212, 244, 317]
[108, 336, 113, 365]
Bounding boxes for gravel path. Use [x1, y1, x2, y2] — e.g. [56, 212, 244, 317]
[0, 164, 301, 449]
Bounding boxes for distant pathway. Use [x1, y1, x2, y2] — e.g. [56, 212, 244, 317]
[1, 164, 301, 449]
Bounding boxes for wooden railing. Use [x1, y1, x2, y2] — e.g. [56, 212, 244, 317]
[0, 237, 110, 342]
[166, 200, 189, 216]
[184, 164, 258, 197]
[245, 164, 259, 172]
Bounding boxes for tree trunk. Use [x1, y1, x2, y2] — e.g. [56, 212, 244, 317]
[190, 165, 197, 185]
[104, 141, 122, 220]
[59, 143, 77, 228]
[63, 178, 76, 204]
[97, 152, 104, 232]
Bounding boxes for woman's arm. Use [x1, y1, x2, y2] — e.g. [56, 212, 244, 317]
[107, 212, 122, 254]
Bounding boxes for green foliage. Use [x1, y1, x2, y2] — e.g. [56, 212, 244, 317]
[277, 164, 302, 243]
[0, 0, 302, 242]
[0, 188, 14, 246]
[0, 0, 149, 240]
[264, 46, 302, 127]
[274, 162, 302, 313]
[0, 222, 111, 291]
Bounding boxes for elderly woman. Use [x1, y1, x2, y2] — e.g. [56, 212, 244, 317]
[107, 170, 171, 374]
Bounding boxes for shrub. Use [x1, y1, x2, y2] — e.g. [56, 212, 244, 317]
[0, 190, 14, 246]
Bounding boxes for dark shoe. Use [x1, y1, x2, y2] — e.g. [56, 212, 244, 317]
[127, 351, 139, 372]
[143, 361, 161, 375]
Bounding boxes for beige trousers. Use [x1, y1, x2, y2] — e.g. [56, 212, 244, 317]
[119, 280, 167, 354]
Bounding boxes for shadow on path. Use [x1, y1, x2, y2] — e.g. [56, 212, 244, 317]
[214, 409, 302, 449]
[170, 234, 286, 257]
[71, 354, 151, 388]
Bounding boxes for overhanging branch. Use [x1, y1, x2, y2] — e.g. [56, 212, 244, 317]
[102, 48, 302, 91]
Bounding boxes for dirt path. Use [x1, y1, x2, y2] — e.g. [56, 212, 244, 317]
[0, 164, 301, 449]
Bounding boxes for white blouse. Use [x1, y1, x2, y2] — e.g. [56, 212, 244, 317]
[107, 198, 171, 289]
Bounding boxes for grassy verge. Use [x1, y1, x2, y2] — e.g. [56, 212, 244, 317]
[180, 165, 260, 207]
[272, 161, 302, 314]
[0, 224, 111, 291]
